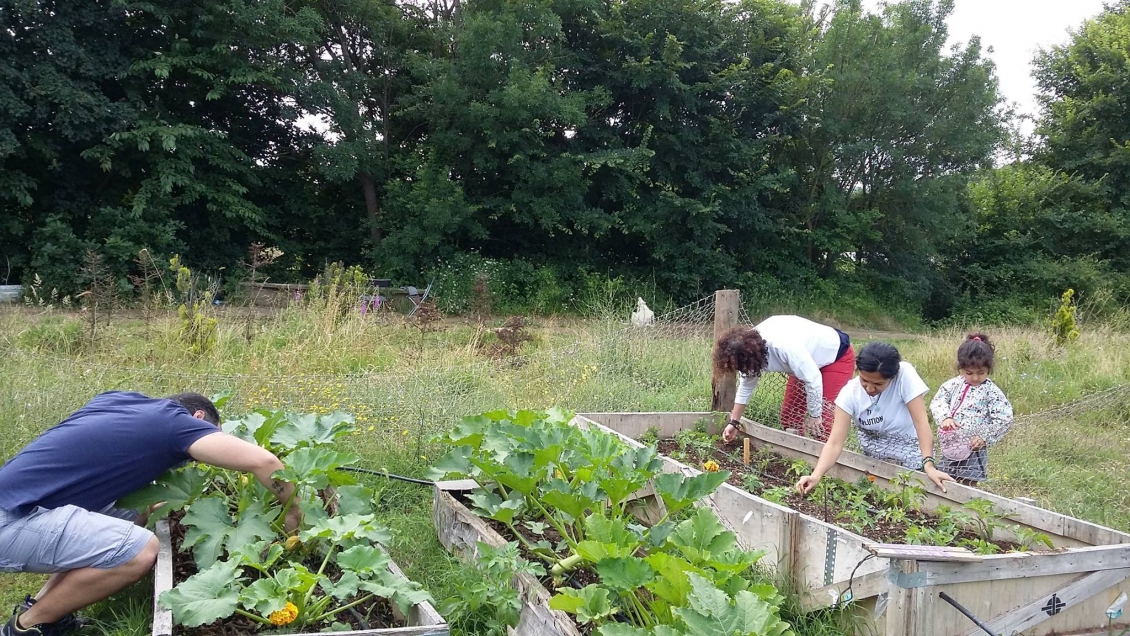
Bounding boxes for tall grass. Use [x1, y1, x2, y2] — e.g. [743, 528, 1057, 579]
[1, 303, 1128, 635]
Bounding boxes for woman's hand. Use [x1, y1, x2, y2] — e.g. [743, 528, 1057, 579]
[925, 465, 954, 493]
[722, 422, 741, 443]
[796, 474, 820, 495]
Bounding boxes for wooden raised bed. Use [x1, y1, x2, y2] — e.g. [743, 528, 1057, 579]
[576, 412, 1130, 636]
[152, 520, 449, 636]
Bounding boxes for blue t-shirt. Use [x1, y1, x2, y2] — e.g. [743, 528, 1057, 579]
[0, 391, 219, 515]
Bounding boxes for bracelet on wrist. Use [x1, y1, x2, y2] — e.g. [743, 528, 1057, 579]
[729, 419, 744, 432]
[919, 456, 936, 470]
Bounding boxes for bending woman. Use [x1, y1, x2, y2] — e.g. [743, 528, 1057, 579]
[715, 315, 855, 442]
[795, 342, 954, 494]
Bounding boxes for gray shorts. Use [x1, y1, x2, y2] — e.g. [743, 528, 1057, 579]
[0, 504, 154, 573]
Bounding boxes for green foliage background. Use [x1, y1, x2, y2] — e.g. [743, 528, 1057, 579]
[1, 0, 1127, 322]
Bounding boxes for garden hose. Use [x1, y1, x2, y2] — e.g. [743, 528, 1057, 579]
[339, 466, 434, 486]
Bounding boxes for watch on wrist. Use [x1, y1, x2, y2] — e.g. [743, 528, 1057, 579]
[729, 419, 744, 432]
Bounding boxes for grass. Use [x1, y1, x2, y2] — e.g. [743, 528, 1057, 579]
[1, 300, 1128, 635]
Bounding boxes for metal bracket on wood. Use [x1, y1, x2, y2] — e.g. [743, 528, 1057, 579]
[824, 527, 838, 585]
[889, 561, 928, 589]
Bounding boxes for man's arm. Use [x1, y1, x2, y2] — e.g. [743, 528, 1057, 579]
[187, 433, 302, 528]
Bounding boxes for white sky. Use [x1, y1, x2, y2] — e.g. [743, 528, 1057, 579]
[858, 0, 1109, 129]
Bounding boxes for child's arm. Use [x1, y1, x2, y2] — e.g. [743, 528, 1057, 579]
[930, 377, 956, 426]
[980, 384, 1014, 445]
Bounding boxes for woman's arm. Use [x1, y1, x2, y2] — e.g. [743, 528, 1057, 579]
[909, 395, 954, 492]
[795, 406, 852, 494]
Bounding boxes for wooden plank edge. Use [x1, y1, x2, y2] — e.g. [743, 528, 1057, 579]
[970, 567, 1130, 636]
[152, 520, 174, 636]
[919, 543, 1130, 586]
[800, 569, 889, 611]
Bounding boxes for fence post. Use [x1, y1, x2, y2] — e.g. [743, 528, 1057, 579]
[711, 289, 740, 412]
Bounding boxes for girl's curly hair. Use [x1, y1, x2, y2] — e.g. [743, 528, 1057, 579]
[713, 326, 769, 378]
[957, 333, 995, 372]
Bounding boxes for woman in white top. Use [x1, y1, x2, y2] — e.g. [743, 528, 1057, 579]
[715, 315, 855, 442]
[795, 341, 954, 494]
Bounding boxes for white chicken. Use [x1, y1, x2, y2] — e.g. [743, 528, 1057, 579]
[630, 297, 655, 327]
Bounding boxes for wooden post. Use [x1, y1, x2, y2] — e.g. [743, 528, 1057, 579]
[711, 289, 740, 412]
[743, 437, 751, 466]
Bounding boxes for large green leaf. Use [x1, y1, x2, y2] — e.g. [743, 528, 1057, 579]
[653, 472, 729, 514]
[181, 496, 235, 568]
[225, 500, 278, 554]
[542, 479, 599, 521]
[271, 412, 355, 450]
[426, 445, 474, 480]
[239, 577, 289, 616]
[644, 553, 700, 607]
[229, 540, 284, 573]
[274, 446, 359, 490]
[337, 544, 391, 576]
[667, 508, 739, 567]
[299, 513, 390, 545]
[320, 571, 363, 600]
[118, 466, 209, 523]
[334, 484, 376, 517]
[159, 560, 241, 627]
[596, 556, 655, 591]
[466, 489, 526, 525]
[548, 585, 618, 625]
[672, 573, 792, 636]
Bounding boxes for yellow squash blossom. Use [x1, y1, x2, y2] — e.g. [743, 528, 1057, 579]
[703, 460, 720, 472]
[269, 602, 298, 626]
[284, 535, 301, 551]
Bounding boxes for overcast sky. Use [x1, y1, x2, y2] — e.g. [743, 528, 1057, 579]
[852, 0, 1109, 129]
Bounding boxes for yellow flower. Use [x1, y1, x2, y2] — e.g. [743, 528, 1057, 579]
[269, 602, 298, 626]
[284, 535, 301, 551]
[703, 460, 720, 472]
[367, 425, 375, 431]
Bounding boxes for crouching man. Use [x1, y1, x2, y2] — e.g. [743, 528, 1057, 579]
[0, 391, 302, 636]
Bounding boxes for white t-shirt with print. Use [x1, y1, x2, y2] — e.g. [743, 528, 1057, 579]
[834, 361, 929, 469]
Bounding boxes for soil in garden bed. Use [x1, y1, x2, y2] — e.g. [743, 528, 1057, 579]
[655, 437, 1019, 552]
[167, 512, 401, 635]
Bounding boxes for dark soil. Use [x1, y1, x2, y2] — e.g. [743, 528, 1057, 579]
[167, 512, 400, 635]
[656, 437, 1018, 552]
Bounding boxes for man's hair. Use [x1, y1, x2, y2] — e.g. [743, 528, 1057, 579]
[167, 392, 221, 425]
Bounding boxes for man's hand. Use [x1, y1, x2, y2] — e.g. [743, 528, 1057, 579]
[796, 474, 820, 495]
[925, 465, 954, 493]
[802, 415, 824, 439]
[136, 502, 166, 527]
[722, 421, 741, 443]
[969, 436, 986, 451]
[284, 504, 304, 533]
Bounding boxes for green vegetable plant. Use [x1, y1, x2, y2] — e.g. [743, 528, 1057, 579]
[441, 541, 545, 636]
[961, 498, 1012, 542]
[429, 408, 793, 636]
[123, 407, 432, 631]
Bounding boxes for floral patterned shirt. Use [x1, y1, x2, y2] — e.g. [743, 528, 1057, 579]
[929, 376, 1013, 445]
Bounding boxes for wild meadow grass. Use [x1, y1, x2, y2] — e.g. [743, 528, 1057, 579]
[1, 302, 1128, 635]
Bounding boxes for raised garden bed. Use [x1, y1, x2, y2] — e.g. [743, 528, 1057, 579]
[131, 404, 447, 636]
[577, 412, 1130, 636]
[428, 409, 794, 636]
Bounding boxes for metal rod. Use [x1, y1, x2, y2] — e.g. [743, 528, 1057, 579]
[938, 591, 995, 636]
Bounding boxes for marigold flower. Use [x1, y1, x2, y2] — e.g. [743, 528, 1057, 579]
[867, 474, 876, 483]
[269, 602, 298, 626]
[703, 460, 720, 472]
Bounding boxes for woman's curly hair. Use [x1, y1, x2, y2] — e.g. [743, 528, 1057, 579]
[713, 326, 769, 377]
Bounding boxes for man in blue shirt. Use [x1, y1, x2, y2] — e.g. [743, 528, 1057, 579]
[0, 391, 303, 636]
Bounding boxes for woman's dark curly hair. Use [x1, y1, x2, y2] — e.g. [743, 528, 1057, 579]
[713, 326, 770, 377]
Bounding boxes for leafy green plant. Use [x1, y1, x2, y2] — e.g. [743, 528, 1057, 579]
[674, 428, 715, 457]
[169, 255, 217, 357]
[883, 472, 927, 511]
[1012, 526, 1055, 552]
[761, 487, 793, 505]
[441, 541, 544, 636]
[958, 538, 1002, 555]
[638, 426, 660, 447]
[429, 409, 792, 635]
[125, 408, 432, 631]
[741, 473, 763, 493]
[904, 525, 957, 547]
[961, 498, 1012, 542]
[785, 459, 811, 481]
[1051, 288, 1080, 346]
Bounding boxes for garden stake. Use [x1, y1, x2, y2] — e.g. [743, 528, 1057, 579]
[743, 438, 750, 466]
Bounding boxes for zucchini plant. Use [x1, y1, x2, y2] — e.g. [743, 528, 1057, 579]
[122, 408, 432, 631]
[429, 408, 793, 636]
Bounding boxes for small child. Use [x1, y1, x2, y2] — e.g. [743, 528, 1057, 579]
[930, 333, 1013, 486]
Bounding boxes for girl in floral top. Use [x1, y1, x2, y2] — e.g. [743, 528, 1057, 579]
[931, 333, 1014, 486]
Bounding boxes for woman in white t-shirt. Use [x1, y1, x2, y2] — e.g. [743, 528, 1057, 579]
[795, 342, 954, 494]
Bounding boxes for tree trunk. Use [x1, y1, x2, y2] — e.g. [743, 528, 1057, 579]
[359, 172, 382, 247]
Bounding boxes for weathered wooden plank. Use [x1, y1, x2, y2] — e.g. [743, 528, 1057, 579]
[577, 412, 716, 439]
[800, 569, 889, 612]
[432, 488, 582, 636]
[886, 559, 919, 636]
[434, 479, 478, 492]
[864, 543, 980, 563]
[152, 521, 174, 636]
[971, 568, 1130, 636]
[917, 543, 1130, 586]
